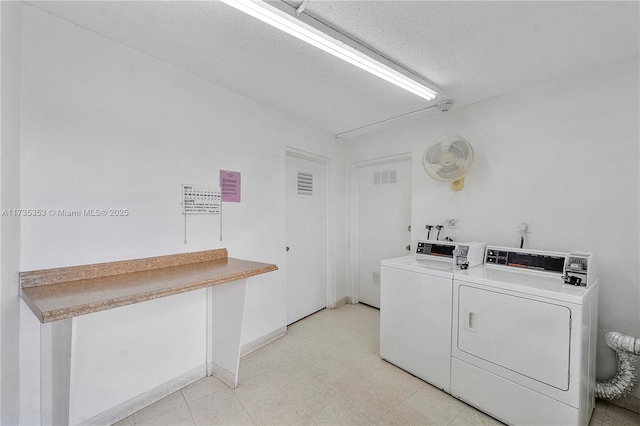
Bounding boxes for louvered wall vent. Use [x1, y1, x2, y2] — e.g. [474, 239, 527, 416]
[374, 170, 398, 185]
[389, 170, 397, 184]
[297, 171, 313, 196]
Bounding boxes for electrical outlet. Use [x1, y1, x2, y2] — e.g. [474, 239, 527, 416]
[517, 219, 532, 233]
[448, 218, 460, 229]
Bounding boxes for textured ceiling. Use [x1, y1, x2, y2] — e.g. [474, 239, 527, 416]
[27, 1, 640, 137]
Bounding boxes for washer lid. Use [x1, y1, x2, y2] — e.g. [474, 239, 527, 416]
[381, 255, 454, 277]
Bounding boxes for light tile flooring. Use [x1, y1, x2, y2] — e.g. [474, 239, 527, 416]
[115, 303, 640, 426]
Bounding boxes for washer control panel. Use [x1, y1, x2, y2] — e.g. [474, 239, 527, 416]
[417, 241, 486, 270]
[416, 241, 455, 258]
[454, 242, 487, 269]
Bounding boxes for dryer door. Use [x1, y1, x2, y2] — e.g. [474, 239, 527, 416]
[457, 285, 571, 390]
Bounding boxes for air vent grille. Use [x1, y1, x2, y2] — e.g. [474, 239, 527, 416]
[297, 171, 313, 196]
[374, 170, 398, 185]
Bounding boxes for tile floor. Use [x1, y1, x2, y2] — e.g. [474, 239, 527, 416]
[114, 303, 640, 426]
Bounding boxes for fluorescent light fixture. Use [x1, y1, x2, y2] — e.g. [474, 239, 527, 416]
[219, 0, 439, 101]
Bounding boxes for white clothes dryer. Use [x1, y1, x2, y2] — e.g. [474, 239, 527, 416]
[451, 246, 599, 426]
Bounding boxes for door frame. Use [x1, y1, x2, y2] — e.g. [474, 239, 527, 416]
[285, 147, 336, 312]
[349, 152, 412, 304]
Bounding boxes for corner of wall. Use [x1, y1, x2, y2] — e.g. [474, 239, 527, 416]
[0, 2, 22, 424]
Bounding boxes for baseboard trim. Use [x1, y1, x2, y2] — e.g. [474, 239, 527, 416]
[240, 326, 287, 358]
[334, 297, 348, 309]
[208, 362, 237, 388]
[77, 365, 206, 426]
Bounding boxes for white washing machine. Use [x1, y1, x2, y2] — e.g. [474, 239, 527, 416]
[380, 240, 485, 392]
[451, 246, 599, 426]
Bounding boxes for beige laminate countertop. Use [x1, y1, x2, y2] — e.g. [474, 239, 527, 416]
[20, 249, 278, 323]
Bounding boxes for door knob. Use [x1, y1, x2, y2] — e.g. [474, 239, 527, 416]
[407, 225, 411, 231]
[406, 244, 411, 251]
[286, 246, 290, 252]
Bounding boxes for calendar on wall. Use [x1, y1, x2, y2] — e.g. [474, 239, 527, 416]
[182, 184, 221, 215]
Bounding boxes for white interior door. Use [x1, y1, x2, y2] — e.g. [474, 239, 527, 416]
[286, 154, 327, 324]
[357, 159, 411, 308]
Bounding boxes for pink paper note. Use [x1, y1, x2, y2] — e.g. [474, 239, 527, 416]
[220, 170, 241, 202]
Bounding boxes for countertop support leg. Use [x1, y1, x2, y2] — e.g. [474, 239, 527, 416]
[207, 278, 247, 388]
[41, 317, 75, 426]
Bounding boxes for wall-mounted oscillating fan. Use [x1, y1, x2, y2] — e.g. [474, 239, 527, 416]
[423, 135, 474, 191]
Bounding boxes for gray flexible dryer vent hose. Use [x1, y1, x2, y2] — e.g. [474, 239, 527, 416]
[596, 332, 640, 400]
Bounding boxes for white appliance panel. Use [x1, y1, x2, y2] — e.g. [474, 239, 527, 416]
[457, 285, 571, 390]
[456, 266, 590, 304]
[451, 358, 579, 426]
[380, 264, 453, 391]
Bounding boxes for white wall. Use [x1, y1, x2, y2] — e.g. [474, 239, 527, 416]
[0, 1, 22, 424]
[18, 4, 346, 423]
[347, 56, 640, 398]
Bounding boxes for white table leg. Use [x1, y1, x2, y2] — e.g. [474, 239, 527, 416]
[41, 317, 75, 426]
[206, 279, 247, 388]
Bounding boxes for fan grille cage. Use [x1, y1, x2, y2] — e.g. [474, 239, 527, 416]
[423, 136, 474, 182]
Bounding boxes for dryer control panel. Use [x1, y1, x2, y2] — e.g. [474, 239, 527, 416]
[484, 246, 597, 287]
[562, 253, 596, 287]
[485, 248, 565, 273]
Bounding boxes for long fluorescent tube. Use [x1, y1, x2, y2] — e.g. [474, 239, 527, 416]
[219, 0, 439, 101]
